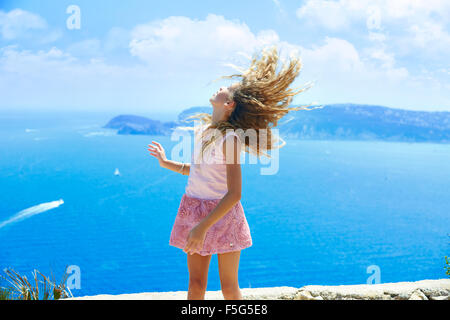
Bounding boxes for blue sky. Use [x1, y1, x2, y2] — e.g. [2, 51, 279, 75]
[1, 0, 449, 117]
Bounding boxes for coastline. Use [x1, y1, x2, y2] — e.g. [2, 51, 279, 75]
[66, 279, 449, 300]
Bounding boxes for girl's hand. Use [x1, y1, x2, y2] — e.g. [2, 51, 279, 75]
[148, 141, 167, 167]
[184, 224, 207, 255]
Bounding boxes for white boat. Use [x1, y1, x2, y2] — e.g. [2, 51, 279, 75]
[114, 168, 120, 176]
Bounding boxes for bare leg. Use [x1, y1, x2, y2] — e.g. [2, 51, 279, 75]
[218, 250, 242, 300]
[187, 253, 212, 300]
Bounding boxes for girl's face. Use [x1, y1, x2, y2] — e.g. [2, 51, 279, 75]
[209, 82, 239, 111]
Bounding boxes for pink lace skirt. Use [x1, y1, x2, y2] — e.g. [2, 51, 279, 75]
[169, 193, 252, 256]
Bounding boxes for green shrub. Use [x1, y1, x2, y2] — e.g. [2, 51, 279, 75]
[0, 267, 72, 300]
[445, 256, 450, 278]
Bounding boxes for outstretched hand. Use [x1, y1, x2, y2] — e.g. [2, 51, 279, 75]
[148, 141, 167, 167]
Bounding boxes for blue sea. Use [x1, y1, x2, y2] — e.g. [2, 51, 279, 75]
[0, 111, 449, 297]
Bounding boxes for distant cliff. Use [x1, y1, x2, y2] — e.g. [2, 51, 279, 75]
[103, 114, 178, 135]
[103, 104, 450, 143]
[279, 103, 450, 143]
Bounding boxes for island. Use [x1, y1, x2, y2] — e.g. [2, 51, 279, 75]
[103, 103, 450, 143]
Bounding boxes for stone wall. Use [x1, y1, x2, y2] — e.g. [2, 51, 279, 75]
[68, 279, 449, 300]
[291, 279, 449, 300]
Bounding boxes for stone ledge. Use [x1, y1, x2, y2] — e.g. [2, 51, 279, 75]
[294, 279, 450, 300]
[66, 279, 450, 300]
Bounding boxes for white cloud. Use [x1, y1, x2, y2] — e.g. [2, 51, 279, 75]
[296, 0, 356, 31]
[0, 9, 47, 39]
[127, 13, 404, 87]
[297, 0, 450, 28]
[129, 14, 289, 74]
[67, 39, 103, 58]
[305, 37, 363, 72]
[0, 45, 156, 111]
[368, 31, 386, 42]
[408, 21, 450, 51]
[0, 13, 447, 112]
[0, 9, 62, 43]
[296, 37, 408, 85]
[0, 45, 75, 75]
[295, 0, 450, 56]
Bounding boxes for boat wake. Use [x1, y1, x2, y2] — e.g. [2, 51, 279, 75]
[0, 199, 64, 229]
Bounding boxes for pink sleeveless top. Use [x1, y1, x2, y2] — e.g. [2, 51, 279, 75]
[184, 125, 243, 200]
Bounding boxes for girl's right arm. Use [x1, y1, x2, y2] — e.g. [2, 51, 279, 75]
[161, 159, 191, 176]
[148, 141, 190, 176]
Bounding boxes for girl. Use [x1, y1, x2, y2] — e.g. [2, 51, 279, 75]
[148, 45, 319, 300]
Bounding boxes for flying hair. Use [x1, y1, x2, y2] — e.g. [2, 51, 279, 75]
[184, 45, 324, 159]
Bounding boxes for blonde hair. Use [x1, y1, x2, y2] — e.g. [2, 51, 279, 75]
[185, 45, 324, 158]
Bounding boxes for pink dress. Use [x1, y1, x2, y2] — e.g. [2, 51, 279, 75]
[169, 125, 252, 256]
